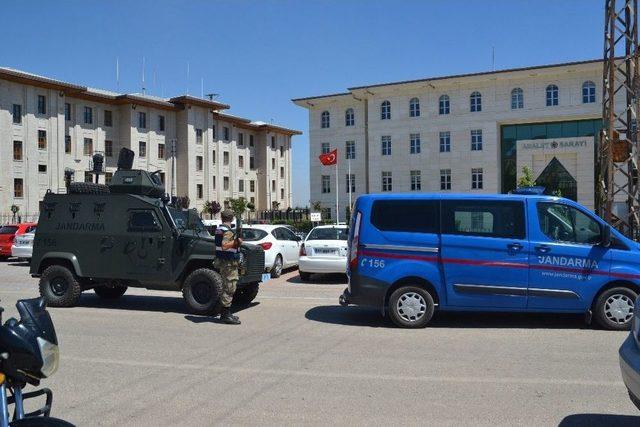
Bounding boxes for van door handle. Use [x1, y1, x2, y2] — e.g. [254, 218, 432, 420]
[535, 245, 551, 253]
[507, 243, 523, 251]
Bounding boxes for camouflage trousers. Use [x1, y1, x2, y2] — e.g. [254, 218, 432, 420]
[216, 259, 239, 308]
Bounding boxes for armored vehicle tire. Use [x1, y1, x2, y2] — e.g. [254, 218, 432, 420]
[68, 181, 110, 195]
[233, 282, 259, 306]
[299, 271, 311, 281]
[182, 268, 223, 315]
[594, 286, 637, 330]
[39, 265, 82, 307]
[388, 286, 435, 328]
[94, 283, 128, 299]
[270, 255, 283, 278]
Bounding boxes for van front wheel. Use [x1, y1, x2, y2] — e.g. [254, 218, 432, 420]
[594, 286, 637, 330]
[388, 286, 435, 328]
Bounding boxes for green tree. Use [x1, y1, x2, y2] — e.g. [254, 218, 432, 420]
[311, 200, 322, 212]
[203, 200, 221, 219]
[517, 165, 536, 188]
[229, 197, 248, 220]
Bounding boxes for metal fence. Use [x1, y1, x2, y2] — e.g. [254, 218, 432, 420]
[257, 208, 310, 223]
[0, 213, 39, 225]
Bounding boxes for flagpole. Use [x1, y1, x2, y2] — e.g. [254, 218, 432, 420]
[335, 156, 339, 225]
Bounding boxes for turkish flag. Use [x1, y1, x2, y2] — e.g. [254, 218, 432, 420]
[319, 149, 338, 166]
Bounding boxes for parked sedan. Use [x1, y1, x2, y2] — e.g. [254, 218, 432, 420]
[241, 225, 302, 278]
[298, 225, 349, 281]
[620, 295, 640, 410]
[0, 222, 37, 260]
[11, 229, 36, 261]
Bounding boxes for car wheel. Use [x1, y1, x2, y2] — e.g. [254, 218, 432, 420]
[182, 268, 223, 315]
[388, 286, 435, 328]
[94, 282, 128, 299]
[39, 265, 82, 307]
[271, 255, 283, 278]
[594, 286, 637, 330]
[299, 271, 311, 281]
[233, 282, 259, 306]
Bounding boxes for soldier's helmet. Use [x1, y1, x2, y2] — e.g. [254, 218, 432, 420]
[221, 210, 234, 222]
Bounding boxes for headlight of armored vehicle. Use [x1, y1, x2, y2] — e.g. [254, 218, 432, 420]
[37, 336, 59, 377]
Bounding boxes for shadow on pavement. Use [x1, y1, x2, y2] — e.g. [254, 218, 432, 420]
[184, 303, 259, 324]
[287, 273, 348, 285]
[305, 305, 589, 330]
[558, 414, 640, 427]
[8, 262, 30, 267]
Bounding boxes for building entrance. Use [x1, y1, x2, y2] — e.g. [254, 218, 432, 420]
[535, 157, 577, 201]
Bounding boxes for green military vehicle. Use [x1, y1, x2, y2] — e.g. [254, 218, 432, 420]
[29, 148, 265, 315]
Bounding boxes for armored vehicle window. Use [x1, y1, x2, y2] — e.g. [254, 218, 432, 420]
[371, 200, 439, 234]
[242, 228, 268, 241]
[128, 210, 162, 232]
[442, 200, 525, 239]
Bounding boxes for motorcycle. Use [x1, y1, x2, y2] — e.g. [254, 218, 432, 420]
[0, 297, 72, 426]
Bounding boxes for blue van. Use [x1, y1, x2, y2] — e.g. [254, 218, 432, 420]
[340, 192, 640, 329]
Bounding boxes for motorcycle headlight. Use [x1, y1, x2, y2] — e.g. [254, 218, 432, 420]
[36, 337, 59, 377]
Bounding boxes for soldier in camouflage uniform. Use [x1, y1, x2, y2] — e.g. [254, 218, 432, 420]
[214, 210, 242, 324]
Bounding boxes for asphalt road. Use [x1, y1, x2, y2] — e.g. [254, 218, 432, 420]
[0, 260, 639, 426]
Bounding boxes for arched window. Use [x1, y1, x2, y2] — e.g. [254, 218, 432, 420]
[582, 81, 596, 103]
[511, 88, 524, 109]
[345, 108, 354, 126]
[470, 91, 482, 112]
[409, 97, 420, 117]
[381, 100, 391, 120]
[439, 95, 450, 115]
[321, 111, 330, 128]
[546, 85, 559, 106]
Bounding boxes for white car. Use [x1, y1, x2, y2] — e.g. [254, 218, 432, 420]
[11, 230, 36, 260]
[241, 224, 302, 278]
[298, 225, 349, 281]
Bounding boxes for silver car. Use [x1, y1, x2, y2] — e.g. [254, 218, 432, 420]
[11, 230, 35, 261]
[620, 295, 640, 410]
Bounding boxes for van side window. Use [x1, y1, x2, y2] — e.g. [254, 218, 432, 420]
[537, 202, 601, 244]
[128, 210, 161, 232]
[442, 200, 525, 239]
[370, 200, 439, 233]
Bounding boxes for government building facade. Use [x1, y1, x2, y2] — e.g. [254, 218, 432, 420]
[294, 59, 610, 222]
[0, 67, 300, 222]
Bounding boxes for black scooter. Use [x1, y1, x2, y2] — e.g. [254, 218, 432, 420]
[0, 297, 72, 426]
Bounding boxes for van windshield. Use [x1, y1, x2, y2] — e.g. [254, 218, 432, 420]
[307, 227, 349, 241]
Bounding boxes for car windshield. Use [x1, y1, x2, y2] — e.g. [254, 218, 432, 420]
[242, 228, 268, 241]
[0, 226, 18, 235]
[307, 227, 349, 241]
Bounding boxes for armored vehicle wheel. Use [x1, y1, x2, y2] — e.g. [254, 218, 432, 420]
[39, 265, 82, 307]
[182, 268, 223, 315]
[594, 286, 637, 330]
[68, 181, 110, 195]
[233, 282, 259, 306]
[94, 282, 128, 299]
[388, 286, 435, 328]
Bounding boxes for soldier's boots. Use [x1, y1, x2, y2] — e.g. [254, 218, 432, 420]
[220, 307, 241, 325]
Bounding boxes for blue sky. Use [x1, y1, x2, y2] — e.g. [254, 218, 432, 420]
[1, 0, 603, 206]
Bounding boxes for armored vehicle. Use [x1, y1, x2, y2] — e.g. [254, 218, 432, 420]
[29, 149, 265, 315]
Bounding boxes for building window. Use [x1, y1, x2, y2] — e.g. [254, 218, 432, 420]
[439, 95, 450, 115]
[138, 112, 146, 128]
[271, 136, 276, 149]
[250, 196, 255, 204]
[138, 141, 146, 158]
[197, 184, 203, 199]
[511, 88, 524, 109]
[212, 176, 216, 189]
[322, 175, 331, 193]
[223, 151, 229, 165]
[84, 106, 93, 124]
[250, 156, 255, 169]
[409, 97, 420, 117]
[223, 127, 229, 141]
[196, 156, 203, 171]
[104, 110, 113, 127]
[12, 104, 22, 124]
[271, 180, 276, 191]
[250, 180, 255, 192]
[238, 133, 244, 145]
[38, 164, 47, 173]
[37, 95, 46, 115]
[223, 177, 229, 190]
[212, 150, 216, 164]
[410, 133, 421, 154]
[345, 108, 354, 126]
[583, 81, 596, 103]
[105, 172, 113, 184]
[158, 115, 165, 131]
[84, 138, 94, 156]
[65, 103, 71, 121]
[322, 207, 332, 220]
[280, 145, 284, 157]
[381, 136, 392, 156]
[471, 129, 483, 151]
[470, 91, 482, 112]
[382, 171, 392, 191]
[439, 131, 451, 152]
[321, 111, 330, 128]
[381, 100, 391, 120]
[14, 179, 23, 198]
[65, 136, 71, 154]
[158, 143, 165, 159]
[410, 170, 421, 191]
[546, 84, 559, 106]
[472, 168, 483, 189]
[249, 134, 254, 146]
[280, 188, 285, 200]
[280, 166, 285, 178]
[212, 125, 217, 139]
[84, 171, 93, 183]
[196, 128, 203, 144]
[239, 179, 245, 192]
[321, 142, 330, 154]
[271, 158, 276, 169]
[239, 155, 244, 168]
[105, 140, 113, 157]
[13, 141, 22, 161]
[346, 141, 355, 159]
[346, 174, 355, 193]
[440, 169, 451, 190]
[38, 130, 47, 150]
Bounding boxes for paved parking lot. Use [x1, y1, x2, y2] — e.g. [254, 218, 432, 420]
[0, 260, 639, 426]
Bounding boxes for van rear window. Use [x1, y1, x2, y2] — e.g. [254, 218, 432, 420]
[371, 200, 439, 233]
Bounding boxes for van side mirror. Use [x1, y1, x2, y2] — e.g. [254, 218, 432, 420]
[600, 225, 612, 248]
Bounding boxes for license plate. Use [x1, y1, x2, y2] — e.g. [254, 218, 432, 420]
[316, 248, 336, 254]
[261, 273, 271, 283]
